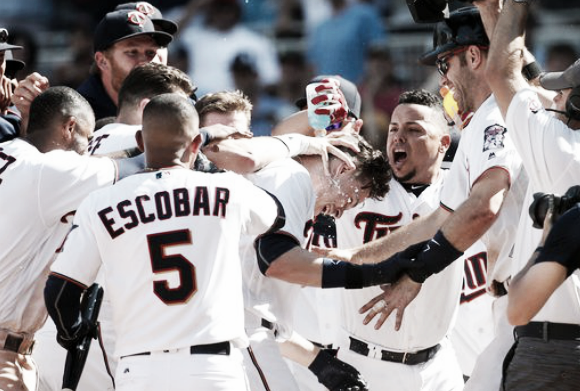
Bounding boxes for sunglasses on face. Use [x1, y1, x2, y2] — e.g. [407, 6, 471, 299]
[435, 46, 470, 76]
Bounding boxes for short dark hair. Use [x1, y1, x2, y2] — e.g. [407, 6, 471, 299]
[27, 86, 94, 135]
[398, 89, 448, 132]
[337, 134, 391, 200]
[117, 62, 196, 112]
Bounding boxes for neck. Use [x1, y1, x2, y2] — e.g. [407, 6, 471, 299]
[101, 74, 119, 106]
[25, 133, 63, 153]
[116, 108, 142, 125]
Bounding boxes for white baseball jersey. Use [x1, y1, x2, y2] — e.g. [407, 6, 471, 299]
[241, 158, 315, 339]
[88, 123, 141, 156]
[51, 168, 280, 358]
[506, 88, 580, 323]
[0, 138, 116, 334]
[335, 173, 470, 390]
[440, 95, 527, 285]
[337, 174, 465, 349]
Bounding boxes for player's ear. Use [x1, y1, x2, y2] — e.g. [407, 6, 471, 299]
[94, 52, 109, 72]
[135, 130, 144, 153]
[439, 133, 451, 153]
[137, 98, 151, 115]
[62, 116, 77, 141]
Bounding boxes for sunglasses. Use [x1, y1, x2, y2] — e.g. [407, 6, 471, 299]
[435, 47, 470, 76]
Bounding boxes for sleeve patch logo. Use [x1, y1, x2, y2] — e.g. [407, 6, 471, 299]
[483, 124, 506, 152]
[528, 98, 542, 114]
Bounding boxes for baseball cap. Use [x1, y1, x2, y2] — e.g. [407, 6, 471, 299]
[419, 7, 489, 66]
[0, 28, 22, 52]
[93, 10, 173, 53]
[295, 75, 362, 119]
[540, 59, 580, 90]
[115, 2, 178, 35]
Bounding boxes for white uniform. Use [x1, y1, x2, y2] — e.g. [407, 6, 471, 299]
[445, 96, 527, 391]
[335, 173, 468, 391]
[88, 123, 141, 156]
[0, 138, 116, 390]
[507, 88, 580, 324]
[241, 159, 315, 391]
[51, 168, 280, 391]
[36, 120, 139, 391]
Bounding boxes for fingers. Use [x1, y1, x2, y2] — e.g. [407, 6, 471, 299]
[326, 145, 355, 170]
[12, 73, 49, 113]
[326, 133, 360, 153]
[394, 307, 406, 331]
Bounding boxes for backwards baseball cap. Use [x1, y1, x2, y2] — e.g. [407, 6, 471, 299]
[93, 10, 173, 53]
[419, 7, 489, 66]
[295, 75, 362, 119]
[540, 59, 580, 90]
[115, 2, 178, 35]
[0, 28, 22, 52]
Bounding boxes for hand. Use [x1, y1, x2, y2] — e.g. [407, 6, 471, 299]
[309, 78, 350, 125]
[308, 349, 369, 391]
[201, 123, 253, 144]
[302, 134, 358, 175]
[0, 76, 17, 114]
[11, 72, 49, 131]
[359, 274, 422, 331]
[540, 194, 555, 244]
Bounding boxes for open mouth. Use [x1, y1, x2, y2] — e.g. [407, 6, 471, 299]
[392, 151, 407, 168]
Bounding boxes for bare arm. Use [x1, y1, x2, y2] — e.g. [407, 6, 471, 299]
[342, 206, 448, 264]
[266, 247, 324, 287]
[484, 0, 534, 118]
[441, 167, 510, 251]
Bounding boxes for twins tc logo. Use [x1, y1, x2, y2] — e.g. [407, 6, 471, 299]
[127, 11, 147, 26]
[135, 2, 156, 16]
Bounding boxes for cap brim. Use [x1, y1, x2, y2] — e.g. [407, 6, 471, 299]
[102, 30, 173, 52]
[0, 43, 23, 52]
[5, 59, 25, 78]
[152, 19, 178, 35]
[539, 71, 569, 90]
[419, 43, 457, 66]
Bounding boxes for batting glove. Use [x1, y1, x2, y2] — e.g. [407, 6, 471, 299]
[308, 348, 369, 391]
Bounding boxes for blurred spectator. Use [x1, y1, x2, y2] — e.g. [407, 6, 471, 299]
[230, 53, 294, 136]
[544, 42, 578, 72]
[0, 27, 22, 141]
[276, 50, 312, 109]
[359, 43, 405, 151]
[5, 28, 37, 80]
[176, 0, 281, 95]
[52, 21, 93, 88]
[307, 0, 387, 84]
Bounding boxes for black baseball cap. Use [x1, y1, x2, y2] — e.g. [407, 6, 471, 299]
[419, 7, 489, 66]
[0, 28, 22, 52]
[93, 10, 173, 53]
[540, 59, 580, 90]
[115, 2, 178, 35]
[295, 75, 362, 119]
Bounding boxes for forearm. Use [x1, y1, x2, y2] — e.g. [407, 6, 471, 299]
[279, 331, 318, 367]
[474, 0, 502, 41]
[441, 170, 508, 251]
[351, 208, 447, 264]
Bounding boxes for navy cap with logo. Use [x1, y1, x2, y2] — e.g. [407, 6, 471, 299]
[115, 2, 178, 35]
[0, 28, 22, 52]
[419, 7, 489, 66]
[93, 10, 173, 53]
[295, 75, 362, 119]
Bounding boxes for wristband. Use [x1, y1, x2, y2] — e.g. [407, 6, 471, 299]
[406, 230, 463, 283]
[273, 134, 310, 157]
[522, 62, 542, 81]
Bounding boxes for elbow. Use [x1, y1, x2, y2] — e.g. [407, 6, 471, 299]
[473, 208, 498, 229]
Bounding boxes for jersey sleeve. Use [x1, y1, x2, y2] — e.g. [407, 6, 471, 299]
[439, 136, 470, 211]
[37, 152, 117, 227]
[506, 88, 580, 190]
[236, 176, 284, 236]
[50, 195, 102, 286]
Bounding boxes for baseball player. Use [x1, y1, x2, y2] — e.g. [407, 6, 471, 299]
[481, 0, 580, 389]
[330, 90, 490, 390]
[45, 93, 283, 391]
[320, 8, 527, 391]
[0, 87, 118, 391]
[206, 131, 392, 390]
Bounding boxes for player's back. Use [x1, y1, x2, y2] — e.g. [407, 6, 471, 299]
[58, 168, 278, 358]
[0, 138, 115, 333]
